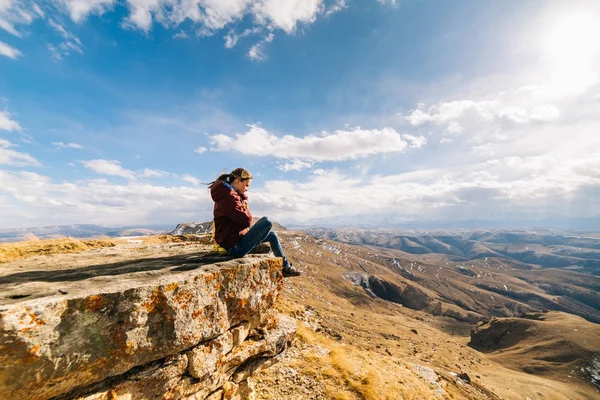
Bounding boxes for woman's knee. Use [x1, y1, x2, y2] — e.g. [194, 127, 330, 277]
[258, 216, 273, 230]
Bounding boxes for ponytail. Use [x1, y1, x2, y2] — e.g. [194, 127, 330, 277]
[207, 173, 231, 189]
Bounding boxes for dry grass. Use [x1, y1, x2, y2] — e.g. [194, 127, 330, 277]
[134, 234, 213, 245]
[294, 324, 440, 400]
[0, 234, 215, 264]
[0, 237, 117, 263]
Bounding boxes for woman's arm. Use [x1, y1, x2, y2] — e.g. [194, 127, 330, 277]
[221, 193, 252, 228]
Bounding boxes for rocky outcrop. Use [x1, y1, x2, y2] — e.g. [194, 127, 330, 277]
[0, 252, 295, 400]
[55, 314, 296, 400]
[345, 272, 433, 310]
[170, 220, 286, 236]
[170, 222, 214, 236]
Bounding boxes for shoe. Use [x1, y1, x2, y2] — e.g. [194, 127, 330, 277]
[282, 262, 301, 277]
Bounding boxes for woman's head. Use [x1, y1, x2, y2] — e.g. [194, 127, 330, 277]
[209, 168, 253, 193]
[229, 168, 252, 193]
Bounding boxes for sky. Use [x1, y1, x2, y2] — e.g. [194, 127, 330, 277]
[1, 0, 599, 229]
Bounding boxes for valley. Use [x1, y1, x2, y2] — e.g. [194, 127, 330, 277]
[251, 228, 600, 399]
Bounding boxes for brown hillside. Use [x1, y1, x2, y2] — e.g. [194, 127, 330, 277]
[470, 311, 600, 387]
[249, 231, 600, 399]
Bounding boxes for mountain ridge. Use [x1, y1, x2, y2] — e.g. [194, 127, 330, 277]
[0, 224, 173, 242]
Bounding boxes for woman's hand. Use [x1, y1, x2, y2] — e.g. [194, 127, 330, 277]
[240, 228, 249, 235]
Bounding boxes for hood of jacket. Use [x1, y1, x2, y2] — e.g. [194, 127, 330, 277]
[211, 181, 247, 202]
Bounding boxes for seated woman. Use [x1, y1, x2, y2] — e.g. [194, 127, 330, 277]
[209, 168, 301, 277]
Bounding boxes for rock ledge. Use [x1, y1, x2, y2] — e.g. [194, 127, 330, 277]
[0, 250, 294, 400]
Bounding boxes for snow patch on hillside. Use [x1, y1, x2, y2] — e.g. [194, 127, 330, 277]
[583, 355, 600, 388]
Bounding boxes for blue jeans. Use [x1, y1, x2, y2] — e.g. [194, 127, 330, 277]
[227, 217, 289, 267]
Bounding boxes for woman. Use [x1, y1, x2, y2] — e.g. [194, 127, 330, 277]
[209, 168, 301, 277]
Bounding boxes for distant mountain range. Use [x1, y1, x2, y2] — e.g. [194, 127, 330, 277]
[0, 219, 290, 242]
[289, 216, 600, 231]
[0, 224, 174, 242]
[306, 228, 600, 276]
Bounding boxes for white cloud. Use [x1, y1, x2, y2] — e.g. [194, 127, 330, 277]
[252, 0, 322, 33]
[401, 79, 598, 171]
[403, 109, 432, 126]
[173, 30, 188, 39]
[0, 168, 214, 228]
[0, 139, 40, 166]
[52, 0, 329, 35]
[56, 0, 116, 23]
[248, 32, 274, 61]
[2, 0, 343, 61]
[0, 40, 21, 58]
[194, 146, 207, 154]
[530, 104, 560, 122]
[53, 141, 84, 149]
[499, 106, 529, 124]
[121, 0, 162, 32]
[48, 20, 79, 44]
[278, 159, 312, 172]
[0, 110, 22, 131]
[325, 0, 346, 16]
[82, 159, 137, 180]
[406, 100, 496, 127]
[405, 95, 563, 139]
[142, 168, 169, 178]
[245, 150, 600, 224]
[120, 0, 252, 33]
[47, 43, 63, 60]
[224, 27, 261, 48]
[210, 125, 424, 161]
[0, 0, 42, 37]
[182, 174, 201, 185]
[403, 134, 427, 148]
[224, 31, 238, 48]
[32, 3, 44, 18]
[248, 42, 265, 61]
[47, 19, 83, 58]
[3, 147, 599, 227]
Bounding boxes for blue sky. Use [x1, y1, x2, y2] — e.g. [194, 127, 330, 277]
[1, 0, 599, 229]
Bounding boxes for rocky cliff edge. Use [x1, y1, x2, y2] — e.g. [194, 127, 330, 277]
[0, 239, 295, 400]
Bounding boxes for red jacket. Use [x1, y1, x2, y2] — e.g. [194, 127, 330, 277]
[211, 181, 253, 249]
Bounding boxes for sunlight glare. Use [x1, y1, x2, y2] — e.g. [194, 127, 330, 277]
[540, 11, 600, 94]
